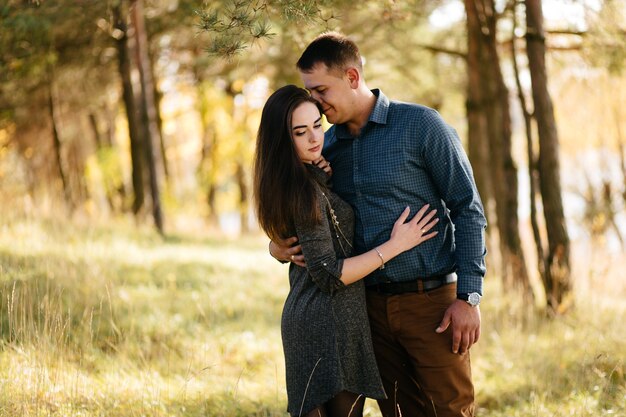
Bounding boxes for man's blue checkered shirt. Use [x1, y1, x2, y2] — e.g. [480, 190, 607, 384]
[323, 90, 487, 295]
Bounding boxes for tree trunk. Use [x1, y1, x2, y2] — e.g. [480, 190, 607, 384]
[105, 102, 127, 205]
[235, 161, 249, 234]
[207, 182, 218, 226]
[89, 113, 103, 149]
[225, 81, 250, 235]
[615, 105, 626, 206]
[105, 103, 116, 147]
[601, 180, 624, 248]
[482, 0, 532, 300]
[199, 116, 219, 227]
[466, 0, 532, 298]
[511, 3, 546, 293]
[465, 0, 500, 287]
[89, 112, 116, 211]
[465, 0, 493, 223]
[66, 140, 90, 205]
[131, 0, 164, 234]
[195, 75, 220, 227]
[148, 47, 170, 182]
[113, 3, 144, 215]
[525, 0, 572, 313]
[47, 78, 72, 209]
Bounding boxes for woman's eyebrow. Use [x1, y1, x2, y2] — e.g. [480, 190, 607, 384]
[292, 117, 322, 130]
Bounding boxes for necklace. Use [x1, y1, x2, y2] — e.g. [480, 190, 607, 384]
[321, 191, 353, 256]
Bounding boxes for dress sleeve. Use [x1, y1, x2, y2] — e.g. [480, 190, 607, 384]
[294, 188, 347, 295]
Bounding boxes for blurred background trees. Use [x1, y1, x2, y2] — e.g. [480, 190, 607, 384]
[1, 0, 625, 313]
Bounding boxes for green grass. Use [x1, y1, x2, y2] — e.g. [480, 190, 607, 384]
[0, 216, 624, 416]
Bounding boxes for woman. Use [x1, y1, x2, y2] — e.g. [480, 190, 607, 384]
[253, 85, 438, 417]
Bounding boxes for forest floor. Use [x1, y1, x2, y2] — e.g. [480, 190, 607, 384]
[0, 215, 624, 416]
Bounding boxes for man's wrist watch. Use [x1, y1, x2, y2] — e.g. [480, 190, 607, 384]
[457, 292, 481, 307]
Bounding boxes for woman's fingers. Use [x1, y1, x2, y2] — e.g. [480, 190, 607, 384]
[395, 206, 411, 226]
[416, 209, 438, 229]
[419, 216, 439, 233]
[420, 231, 438, 242]
[410, 204, 430, 224]
[313, 157, 326, 166]
[313, 157, 332, 175]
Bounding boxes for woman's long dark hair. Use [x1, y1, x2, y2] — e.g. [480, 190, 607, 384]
[253, 85, 323, 242]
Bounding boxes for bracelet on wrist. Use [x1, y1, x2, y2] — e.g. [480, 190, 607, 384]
[374, 247, 385, 270]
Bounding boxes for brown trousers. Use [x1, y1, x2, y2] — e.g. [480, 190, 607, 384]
[366, 283, 475, 417]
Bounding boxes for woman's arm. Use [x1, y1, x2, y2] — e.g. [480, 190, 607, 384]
[295, 195, 438, 294]
[340, 204, 437, 285]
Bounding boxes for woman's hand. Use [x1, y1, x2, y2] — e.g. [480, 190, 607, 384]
[389, 204, 438, 253]
[313, 156, 332, 176]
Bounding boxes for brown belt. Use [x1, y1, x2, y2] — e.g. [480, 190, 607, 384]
[367, 273, 457, 295]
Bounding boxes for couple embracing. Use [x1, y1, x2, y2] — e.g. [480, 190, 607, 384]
[253, 32, 487, 417]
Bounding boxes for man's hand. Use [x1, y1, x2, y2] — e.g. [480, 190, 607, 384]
[435, 300, 481, 354]
[269, 236, 306, 267]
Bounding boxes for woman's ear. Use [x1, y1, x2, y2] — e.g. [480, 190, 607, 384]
[345, 67, 360, 89]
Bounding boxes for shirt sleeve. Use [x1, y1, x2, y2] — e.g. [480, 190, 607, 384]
[294, 189, 347, 295]
[420, 109, 488, 295]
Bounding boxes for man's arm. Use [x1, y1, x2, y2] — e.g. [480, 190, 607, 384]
[420, 108, 487, 353]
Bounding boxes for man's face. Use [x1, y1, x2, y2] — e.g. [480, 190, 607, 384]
[299, 63, 354, 125]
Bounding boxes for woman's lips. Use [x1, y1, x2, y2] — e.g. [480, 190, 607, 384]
[309, 145, 321, 152]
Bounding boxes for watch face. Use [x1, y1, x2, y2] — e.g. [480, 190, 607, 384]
[468, 292, 481, 306]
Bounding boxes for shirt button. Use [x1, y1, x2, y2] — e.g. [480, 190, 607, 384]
[323, 262, 327, 266]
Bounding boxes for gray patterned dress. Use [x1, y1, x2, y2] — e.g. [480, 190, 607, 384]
[281, 164, 386, 416]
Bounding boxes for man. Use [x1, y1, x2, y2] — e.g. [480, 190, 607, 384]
[270, 32, 487, 417]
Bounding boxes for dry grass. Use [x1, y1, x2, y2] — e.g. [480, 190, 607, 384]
[0, 215, 624, 416]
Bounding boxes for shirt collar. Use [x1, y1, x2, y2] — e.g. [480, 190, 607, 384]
[369, 89, 389, 125]
[336, 89, 389, 139]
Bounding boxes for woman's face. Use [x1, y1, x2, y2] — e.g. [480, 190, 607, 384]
[290, 101, 324, 163]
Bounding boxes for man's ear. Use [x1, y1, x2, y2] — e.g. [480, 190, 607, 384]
[345, 67, 360, 89]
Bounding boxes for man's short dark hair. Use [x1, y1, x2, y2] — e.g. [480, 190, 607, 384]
[296, 32, 363, 74]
